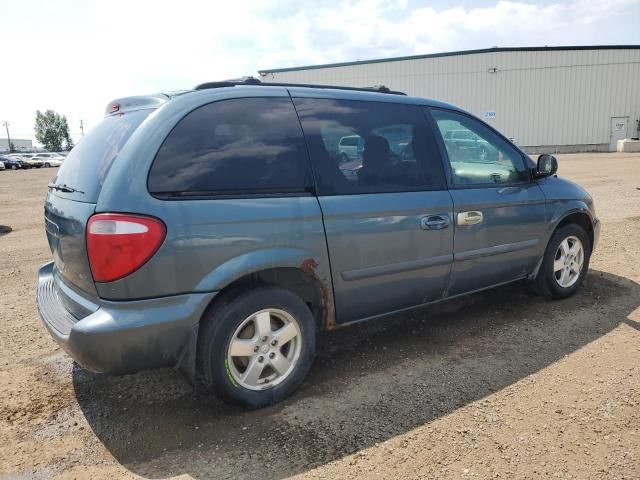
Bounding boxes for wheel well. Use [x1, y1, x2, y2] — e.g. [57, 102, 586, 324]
[209, 267, 325, 331]
[556, 212, 594, 249]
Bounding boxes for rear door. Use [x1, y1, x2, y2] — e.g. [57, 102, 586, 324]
[427, 107, 546, 296]
[294, 96, 453, 324]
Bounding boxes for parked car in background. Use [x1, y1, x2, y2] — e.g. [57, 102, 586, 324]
[337, 134, 364, 162]
[0, 155, 29, 170]
[30, 153, 65, 167]
[14, 154, 35, 168]
[25, 156, 44, 168]
[0, 160, 5, 171]
[36, 80, 599, 408]
[443, 129, 498, 162]
[8, 153, 30, 160]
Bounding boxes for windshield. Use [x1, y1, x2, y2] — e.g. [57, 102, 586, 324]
[53, 109, 152, 202]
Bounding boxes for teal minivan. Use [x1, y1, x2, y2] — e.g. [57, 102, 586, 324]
[36, 78, 599, 407]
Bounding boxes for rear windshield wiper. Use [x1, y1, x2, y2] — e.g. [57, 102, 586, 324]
[48, 183, 85, 194]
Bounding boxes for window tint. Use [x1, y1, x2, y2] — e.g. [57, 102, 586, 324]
[54, 108, 152, 202]
[293, 98, 446, 195]
[148, 97, 310, 196]
[429, 108, 528, 186]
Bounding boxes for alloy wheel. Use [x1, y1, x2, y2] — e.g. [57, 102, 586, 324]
[226, 308, 302, 390]
[553, 235, 584, 288]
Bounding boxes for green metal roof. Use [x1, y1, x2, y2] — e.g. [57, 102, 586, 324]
[258, 45, 640, 74]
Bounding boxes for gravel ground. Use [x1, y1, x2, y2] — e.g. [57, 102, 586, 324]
[1, 153, 639, 480]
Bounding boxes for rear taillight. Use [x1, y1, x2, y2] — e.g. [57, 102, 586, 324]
[86, 213, 166, 282]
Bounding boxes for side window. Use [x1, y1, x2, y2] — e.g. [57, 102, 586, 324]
[148, 97, 310, 196]
[429, 108, 528, 186]
[293, 98, 446, 195]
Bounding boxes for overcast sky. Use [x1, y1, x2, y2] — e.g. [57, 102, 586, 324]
[1, 0, 639, 145]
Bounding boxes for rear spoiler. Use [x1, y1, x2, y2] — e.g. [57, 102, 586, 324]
[104, 94, 169, 116]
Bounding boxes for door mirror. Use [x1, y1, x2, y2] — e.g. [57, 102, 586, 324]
[535, 154, 558, 177]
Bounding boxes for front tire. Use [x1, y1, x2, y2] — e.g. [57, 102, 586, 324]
[198, 286, 316, 408]
[534, 224, 591, 299]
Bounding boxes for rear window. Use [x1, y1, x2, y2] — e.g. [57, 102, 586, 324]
[53, 109, 151, 202]
[148, 97, 311, 197]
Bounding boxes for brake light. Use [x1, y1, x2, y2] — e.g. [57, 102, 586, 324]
[86, 213, 166, 282]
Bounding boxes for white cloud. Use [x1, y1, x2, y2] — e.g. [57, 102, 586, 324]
[0, 0, 637, 145]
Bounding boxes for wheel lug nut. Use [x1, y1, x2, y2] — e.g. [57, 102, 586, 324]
[253, 345, 259, 353]
[269, 352, 275, 359]
[262, 336, 268, 342]
[271, 339, 277, 346]
[258, 356, 264, 362]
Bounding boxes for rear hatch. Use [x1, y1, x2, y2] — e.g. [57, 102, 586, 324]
[44, 108, 153, 296]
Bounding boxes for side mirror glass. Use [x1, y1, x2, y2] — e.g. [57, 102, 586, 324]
[536, 154, 558, 177]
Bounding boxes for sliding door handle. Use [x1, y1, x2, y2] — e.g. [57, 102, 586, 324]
[457, 211, 483, 226]
[421, 215, 450, 230]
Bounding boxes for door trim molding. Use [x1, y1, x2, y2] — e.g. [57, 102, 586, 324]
[455, 238, 539, 262]
[341, 254, 453, 281]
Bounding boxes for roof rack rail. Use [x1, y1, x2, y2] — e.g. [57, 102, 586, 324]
[194, 77, 406, 95]
[195, 76, 262, 90]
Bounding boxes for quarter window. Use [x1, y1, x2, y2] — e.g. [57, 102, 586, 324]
[430, 108, 528, 186]
[294, 98, 446, 195]
[148, 97, 311, 196]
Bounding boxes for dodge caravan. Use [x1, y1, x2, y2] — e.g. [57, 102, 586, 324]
[36, 78, 599, 407]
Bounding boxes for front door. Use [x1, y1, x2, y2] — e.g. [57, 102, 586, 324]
[293, 95, 453, 323]
[610, 117, 629, 151]
[428, 107, 547, 296]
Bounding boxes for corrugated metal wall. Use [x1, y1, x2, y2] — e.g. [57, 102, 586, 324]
[261, 49, 640, 151]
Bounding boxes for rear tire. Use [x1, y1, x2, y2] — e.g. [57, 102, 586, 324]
[533, 223, 591, 299]
[198, 286, 316, 408]
[44, 162, 50, 167]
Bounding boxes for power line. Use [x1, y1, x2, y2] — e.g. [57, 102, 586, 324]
[79, 119, 84, 136]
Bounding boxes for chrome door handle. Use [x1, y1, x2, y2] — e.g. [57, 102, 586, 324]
[457, 211, 483, 226]
[421, 215, 450, 230]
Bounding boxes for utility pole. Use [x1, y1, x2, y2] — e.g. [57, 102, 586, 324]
[79, 120, 84, 136]
[2, 121, 11, 152]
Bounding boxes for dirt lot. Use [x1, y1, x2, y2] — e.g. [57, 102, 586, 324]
[1, 153, 639, 480]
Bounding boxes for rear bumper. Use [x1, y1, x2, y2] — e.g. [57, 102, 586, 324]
[36, 261, 216, 375]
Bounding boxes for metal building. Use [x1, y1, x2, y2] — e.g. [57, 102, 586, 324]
[0, 138, 33, 152]
[259, 46, 640, 153]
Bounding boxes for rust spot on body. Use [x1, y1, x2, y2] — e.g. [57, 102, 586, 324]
[300, 258, 337, 331]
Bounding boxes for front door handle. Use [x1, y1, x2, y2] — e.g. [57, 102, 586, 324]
[457, 211, 483, 226]
[421, 215, 450, 230]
